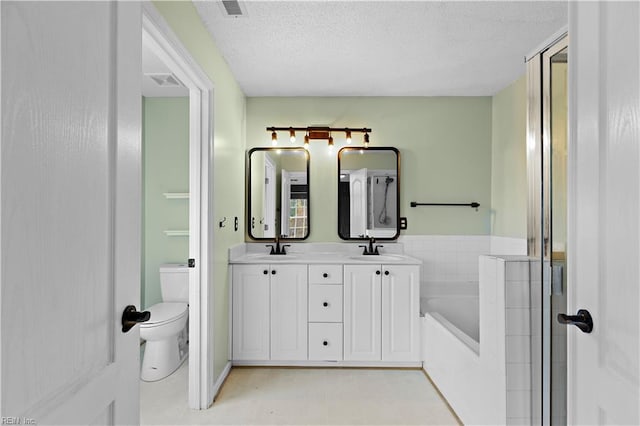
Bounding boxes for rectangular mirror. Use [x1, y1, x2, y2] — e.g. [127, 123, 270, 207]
[247, 147, 310, 240]
[338, 147, 400, 240]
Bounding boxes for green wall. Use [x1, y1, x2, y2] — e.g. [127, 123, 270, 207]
[142, 97, 190, 309]
[246, 97, 493, 240]
[153, 1, 246, 382]
[490, 76, 527, 238]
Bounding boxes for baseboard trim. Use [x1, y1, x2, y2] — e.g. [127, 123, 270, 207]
[210, 361, 232, 405]
[231, 360, 422, 368]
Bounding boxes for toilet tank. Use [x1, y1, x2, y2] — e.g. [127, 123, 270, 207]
[159, 263, 189, 303]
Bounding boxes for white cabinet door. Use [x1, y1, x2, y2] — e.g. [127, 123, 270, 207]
[232, 265, 270, 360]
[344, 265, 382, 361]
[1, 2, 141, 424]
[382, 265, 420, 361]
[270, 265, 308, 360]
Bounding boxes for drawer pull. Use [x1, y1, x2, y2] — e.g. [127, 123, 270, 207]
[263, 270, 268, 275]
[384, 271, 390, 276]
[376, 270, 381, 275]
[323, 341, 328, 346]
[323, 302, 329, 307]
[323, 273, 328, 278]
[271, 270, 276, 275]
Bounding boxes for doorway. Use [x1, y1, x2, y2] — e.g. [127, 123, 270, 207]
[141, 4, 215, 410]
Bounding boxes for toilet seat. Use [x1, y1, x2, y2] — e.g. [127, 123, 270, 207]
[142, 302, 188, 327]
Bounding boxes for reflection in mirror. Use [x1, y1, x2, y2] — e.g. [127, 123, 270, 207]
[248, 148, 309, 240]
[338, 147, 399, 240]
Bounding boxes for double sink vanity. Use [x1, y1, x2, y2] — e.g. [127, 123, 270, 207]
[229, 243, 421, 366]
[230, 145, 422, 367]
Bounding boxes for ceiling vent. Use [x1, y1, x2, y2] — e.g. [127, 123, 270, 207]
[221, 0, 246, 17]
[146, 73, 184, 88]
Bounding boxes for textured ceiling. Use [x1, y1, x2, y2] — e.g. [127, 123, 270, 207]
[194, 1, 567, 96]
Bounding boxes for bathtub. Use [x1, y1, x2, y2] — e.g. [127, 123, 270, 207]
[420, 295, 479, 347]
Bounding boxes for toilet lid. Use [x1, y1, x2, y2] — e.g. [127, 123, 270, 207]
[143, 302, 188, 326]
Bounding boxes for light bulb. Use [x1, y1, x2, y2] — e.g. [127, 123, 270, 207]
[271, 131, 278, 146]
[346, 130, 352, 144]
[289, 128, 296, 143]
[304, 134, 309, 150]
[363, 132, 369, 148]
[328, 136, 334, 153]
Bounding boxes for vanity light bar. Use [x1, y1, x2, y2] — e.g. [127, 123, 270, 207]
[267, 126, 372, 148]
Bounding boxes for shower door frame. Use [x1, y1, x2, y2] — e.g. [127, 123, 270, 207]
[526, 31, 569, 426]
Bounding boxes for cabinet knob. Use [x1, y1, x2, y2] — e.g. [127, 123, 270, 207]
[376, 270, 381, 275]
[271, 270, 276, 275]
[323, 273, 328, 278]
[323, 302, 329, 307]
[323, 341, 328, 346]
[384, 271, 390, 276]
[263, 270, 268, 275]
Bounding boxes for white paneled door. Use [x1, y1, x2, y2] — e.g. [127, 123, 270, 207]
[1, 2, 141, 424]
[568, 2, 640, 424]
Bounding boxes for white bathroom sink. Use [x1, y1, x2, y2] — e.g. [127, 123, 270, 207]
[347, 254, 406, 262]
[243, 254, 298, 261]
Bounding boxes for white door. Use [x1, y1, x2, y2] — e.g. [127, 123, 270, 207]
[263, 154, 276, 238]
[344, 265, 381, 361]
[232, 265, 270, 360]
[270, 265, 308, 360]
[349, 168, 368, 238]
[568, 2, 640, 424]
[381, 265, 420, 362]
[0, 2, 141, 424]
[280, 170, 291, 237]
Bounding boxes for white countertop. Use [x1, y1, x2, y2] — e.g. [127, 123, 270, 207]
[228, 242, 422, 265]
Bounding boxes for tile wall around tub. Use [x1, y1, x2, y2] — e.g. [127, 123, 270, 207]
[399, 235, 527, 298]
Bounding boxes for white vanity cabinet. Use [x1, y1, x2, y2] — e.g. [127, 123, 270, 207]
[231, 263, 307, 361]
[308, 264, 344, 361]
[344, 264, 420, 362]
[343, 265, 382, 361]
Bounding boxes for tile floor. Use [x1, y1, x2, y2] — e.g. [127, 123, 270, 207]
[140, 362, 461, 425]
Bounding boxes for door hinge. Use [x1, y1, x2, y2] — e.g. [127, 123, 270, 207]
[188, 258, 195, 268]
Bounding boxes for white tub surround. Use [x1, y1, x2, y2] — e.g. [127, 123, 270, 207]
[422, 255, 532, 425]
[229, 243, 421, 367]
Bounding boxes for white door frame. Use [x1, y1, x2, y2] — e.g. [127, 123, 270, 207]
[142, 4, 215, 410]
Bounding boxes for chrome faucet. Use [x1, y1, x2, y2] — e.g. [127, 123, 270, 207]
[359, 237, 383, 255]
[266, 237, 290, 255]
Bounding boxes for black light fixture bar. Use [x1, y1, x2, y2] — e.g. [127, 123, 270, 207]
[266, 126, 372, 133]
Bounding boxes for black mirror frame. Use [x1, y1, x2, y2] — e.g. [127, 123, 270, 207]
[337, 146, 401, 241]
[246, 147, 311, 241]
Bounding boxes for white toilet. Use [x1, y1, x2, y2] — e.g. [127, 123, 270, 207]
[140, 263, 189, 382]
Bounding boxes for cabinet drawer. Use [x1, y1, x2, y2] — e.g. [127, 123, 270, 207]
[308, 323, 343, 361]
[309, 264, 343, 284]
[309, 285, 343, 322]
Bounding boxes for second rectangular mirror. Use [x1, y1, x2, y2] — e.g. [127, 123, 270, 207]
[338, 147, 400, 240]
[248, 147, 310, 240]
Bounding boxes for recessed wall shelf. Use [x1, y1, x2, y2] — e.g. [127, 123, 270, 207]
[163, 192, 189, 199]
[164, 230, 189, 237]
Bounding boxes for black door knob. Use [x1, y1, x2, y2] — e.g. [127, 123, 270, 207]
[271, 270, 276, 275]
[384, 271, 390, 276]
[263, 270, 268, 275]
[323, 273, 328, 278]
[122, 305, 150, 333]
[558, 309, 593, 333]
[323, 341, 328, 346]
[323, 302, 329, 307]
[376, 270, 381, 275]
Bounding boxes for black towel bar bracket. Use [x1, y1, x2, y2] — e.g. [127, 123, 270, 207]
[410, 201, 480, 211]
